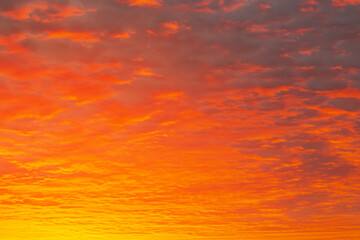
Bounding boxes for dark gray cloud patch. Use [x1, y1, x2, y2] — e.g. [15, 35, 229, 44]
[328, 97, 360, 112]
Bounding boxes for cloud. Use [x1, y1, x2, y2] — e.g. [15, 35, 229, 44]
[328, 97, 360, 111]
[0, 0, 360, 239]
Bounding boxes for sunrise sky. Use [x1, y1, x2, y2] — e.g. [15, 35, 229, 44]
[0, 0, 360, 239]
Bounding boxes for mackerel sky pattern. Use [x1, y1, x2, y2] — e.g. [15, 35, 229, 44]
[0, 0, 360, 239]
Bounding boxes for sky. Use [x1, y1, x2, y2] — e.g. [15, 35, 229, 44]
[0, 0, 360, 239]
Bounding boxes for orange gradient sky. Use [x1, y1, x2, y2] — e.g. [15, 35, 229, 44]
[0, 0, 360, 239]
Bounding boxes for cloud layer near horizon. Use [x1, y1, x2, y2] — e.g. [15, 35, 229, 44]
[0, 0, 360, 239]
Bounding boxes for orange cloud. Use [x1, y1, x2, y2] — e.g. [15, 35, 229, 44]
[111, 30, 135, 39]
[2, 3, 93, 22]
[2, 4, 47, 20]
[135, 68, 162, 76]
[45, 31, 100, 42]
[0, 34, 28, 53]
[120, 0, 163, 7]
[163, 22, 180, 32]
[39, 6, 95, 22]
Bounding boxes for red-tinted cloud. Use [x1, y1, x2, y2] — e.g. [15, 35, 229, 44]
[332, 0, 360, 6]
